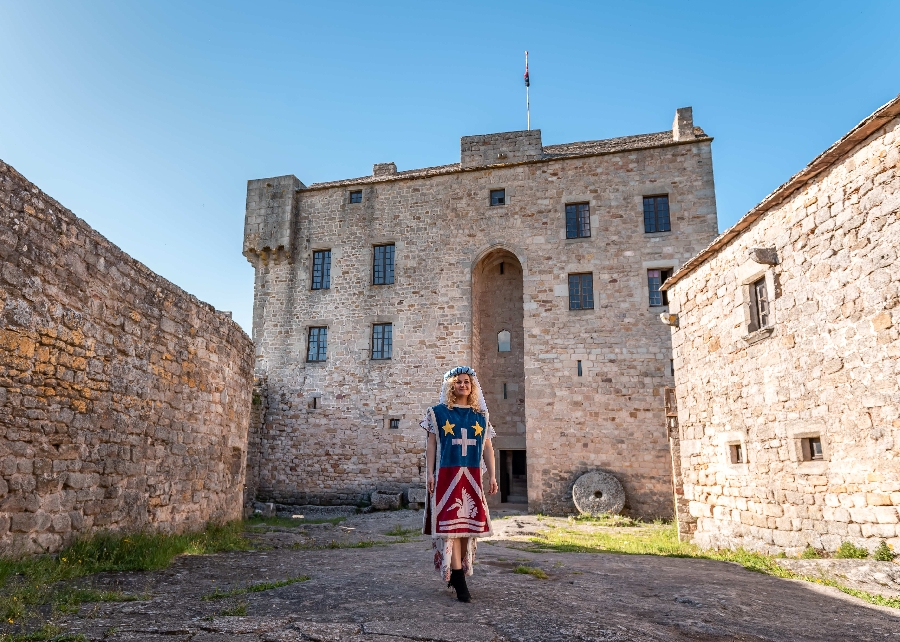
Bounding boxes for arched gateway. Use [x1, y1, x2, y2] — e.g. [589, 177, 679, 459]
[472, 248, 527, 507]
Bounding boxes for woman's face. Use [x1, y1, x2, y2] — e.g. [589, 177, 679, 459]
[453, 374, 472, 401]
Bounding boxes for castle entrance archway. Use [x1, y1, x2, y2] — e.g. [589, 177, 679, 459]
[472, 249, 527, 507]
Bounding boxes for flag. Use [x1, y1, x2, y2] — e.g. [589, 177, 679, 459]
[524, 53, 530, 87]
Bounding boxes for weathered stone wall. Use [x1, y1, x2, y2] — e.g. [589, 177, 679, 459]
[0, 160, 254, 555]
[247, 122, 719, 517]
[666, 111, 900, 554]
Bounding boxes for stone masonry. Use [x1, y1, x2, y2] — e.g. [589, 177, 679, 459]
[245, 109, 719, 517]
[662, 95, 900, 554]
[0, 160, 255, 555]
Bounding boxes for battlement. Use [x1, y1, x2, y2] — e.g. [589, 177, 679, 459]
[243, 174, 303, 260]
[460, 129, 543, 168]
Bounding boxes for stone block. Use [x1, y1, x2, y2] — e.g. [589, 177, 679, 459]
[407, 487, 427, 505]
[370, 492, 402, 511]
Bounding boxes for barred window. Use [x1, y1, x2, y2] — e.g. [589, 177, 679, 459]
[643, 195, 671, 233]
[372, 323, 393, 360]
[389, 418, 400, 430]
[648, 269, 672, 306]
[565, 203, 591, 239]
[311, 250, 331, 290]
[568, 273, 594, 310]
[349, 190, 362, 203]
[373, 244, 395, 285]
[307, 327, 327, 362]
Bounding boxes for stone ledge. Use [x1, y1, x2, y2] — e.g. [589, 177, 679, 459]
[742, 326, 774, 345]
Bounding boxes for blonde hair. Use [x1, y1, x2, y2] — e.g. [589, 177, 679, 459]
[445, 374, 484, 411]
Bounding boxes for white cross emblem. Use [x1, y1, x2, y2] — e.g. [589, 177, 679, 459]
[452, 427, 477, 456]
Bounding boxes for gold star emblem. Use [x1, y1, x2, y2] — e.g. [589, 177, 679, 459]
[472, 421, 484, 437]
[441, 420, 455, 436]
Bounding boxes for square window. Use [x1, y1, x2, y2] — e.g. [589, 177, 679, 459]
[389, 418, 400, 430]
[490, 189, 506, 206]
[729, 443, 744, 464]
[565, 203, 591, 239]
[307, 327, 327, 362]
[372, 323, 393, 360]
[349, 190, 362, 204]
[311, 250, 331, 290]
[751, 277, 770, 330]
[643, 195, 671, 233]
[373, 244, 395, 285]
[568, 273, 594, 310]
[648, 269, 672, 306]
[801, 436, 824, 461]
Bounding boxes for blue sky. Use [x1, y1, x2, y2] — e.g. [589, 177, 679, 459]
[2, 1, 898, 332]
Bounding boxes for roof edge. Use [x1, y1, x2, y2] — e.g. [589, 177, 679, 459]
[662, 93, 900, 292]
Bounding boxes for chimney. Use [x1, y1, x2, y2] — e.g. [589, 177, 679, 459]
[672, 107, 694, 142]
[373, 162, 397, 176]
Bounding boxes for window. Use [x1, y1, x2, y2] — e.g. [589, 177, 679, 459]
[503, 383, 508, 399]
[389, 418, 400, 430]
[729, 443, 744, 464]
[349, 190, 362, 204]
[648, 269, 672, 306]
[577, 360, 583, 377]
[373, 244, 395, 285]
[311, 250, 331, 290]
[307, 327, 327, 362]
[801, 436, 824, 461]
[372, 323, 393, 359]
[568, 273, 594, 310]
[643, 195, 671, 233]
[490, 189, 506, 206]
[565, 203, 591, 239]
[750, 277, 770, 330]
[498, 330, 511, 352]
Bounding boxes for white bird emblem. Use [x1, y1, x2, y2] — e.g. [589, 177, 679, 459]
[451, 488, 478, 519]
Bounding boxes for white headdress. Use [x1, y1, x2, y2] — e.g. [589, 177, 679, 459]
[440, 366, 489, 416]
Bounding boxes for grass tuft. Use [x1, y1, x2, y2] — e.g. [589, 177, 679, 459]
[246, 515, 346, 529]
[202, 575, 310, 601]
[513, 565, 548, 579]
[384, 525, 420, 541]
[834, 541, 869, 559]
[873, 541, 895, 562]
[800, 545, 821, 559]
[219, 601, 248, 616]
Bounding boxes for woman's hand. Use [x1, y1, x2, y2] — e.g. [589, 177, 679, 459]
[427, 474, 435, 495]
[488, 477, 498, 495]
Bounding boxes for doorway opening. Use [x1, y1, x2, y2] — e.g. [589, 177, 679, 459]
[499, 450, 528, 504]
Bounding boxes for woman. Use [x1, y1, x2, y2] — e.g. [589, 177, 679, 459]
[421, 366, 498, 602]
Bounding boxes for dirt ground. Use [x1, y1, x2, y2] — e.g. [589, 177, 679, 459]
[42, 510, 900, 641]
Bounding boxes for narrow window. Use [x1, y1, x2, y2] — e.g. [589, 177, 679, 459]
[643, 195, 671, 233]
[490, 189, 506, 206]
[498, 330, 511, 352]
[568, 273, 594, 310]
[499, 261, 504, 275]
[648, 269, 672, 307]
[311, 250, 331, 290]
[503, 383, 508, 399]
[801, 437, 824, 461]
[751, 277, 770, 329]
[565, 203, 591, 239]
[373, 244, 395, 285]
[372, 323, 393, 360]
[307, 327, 327, 362]
[349, 190, 363, 204]
[577, 360, 583, 377]
[670, 359, 674, 377]
[311, 397, 318, 409]
[389, 418, 400, 430]
[729, 444, 744, 464]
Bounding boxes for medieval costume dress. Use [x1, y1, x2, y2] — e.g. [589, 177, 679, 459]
[420, 367, 495, 582]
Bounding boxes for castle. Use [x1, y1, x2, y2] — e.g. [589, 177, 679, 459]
[243, 108, 719, 517]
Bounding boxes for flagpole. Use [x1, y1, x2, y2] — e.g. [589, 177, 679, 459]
[525, 51, 530, 131]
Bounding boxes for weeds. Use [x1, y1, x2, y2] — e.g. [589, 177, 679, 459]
[219, 601, 248, 616]
[384, 525, 420, 541]
[0, 624, 87, 641]
[514, 565, 548, 579]
[800, 545, 821, 559]
[873, 541, 895, 562]
[246, 515, 346, 529]
[202, 576, 310, 601]
[834, 541, 869, 559]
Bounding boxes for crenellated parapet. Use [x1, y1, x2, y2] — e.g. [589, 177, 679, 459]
[243, 174, 304, 262]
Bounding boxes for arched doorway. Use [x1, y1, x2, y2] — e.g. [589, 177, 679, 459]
[472, 249, 527, 507]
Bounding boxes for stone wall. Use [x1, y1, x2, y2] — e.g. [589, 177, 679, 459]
[665, 105, 900, 554]
[0, 160, 254, 555]
[247, 117, 719, 518]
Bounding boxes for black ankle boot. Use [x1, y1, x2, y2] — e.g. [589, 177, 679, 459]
[449, 568, 471, 603]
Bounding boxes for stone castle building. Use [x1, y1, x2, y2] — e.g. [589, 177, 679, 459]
[244, 109, 719, 517]
[662, 95, 900, 553]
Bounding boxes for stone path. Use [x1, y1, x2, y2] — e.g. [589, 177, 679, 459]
[43, 511, 900, 640]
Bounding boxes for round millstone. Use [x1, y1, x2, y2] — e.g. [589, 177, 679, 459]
[572, 471, 625, 516]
